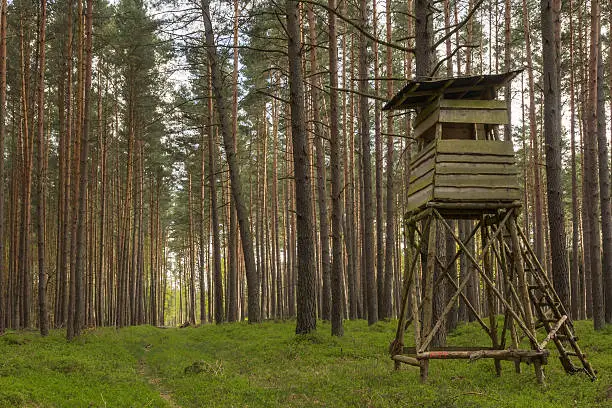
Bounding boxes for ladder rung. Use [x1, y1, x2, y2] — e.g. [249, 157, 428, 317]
[556, 334, 579, 342]
[566, 351, 585, 358]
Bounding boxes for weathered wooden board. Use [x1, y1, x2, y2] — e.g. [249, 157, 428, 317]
[434, 186, 521, 201]
[408, 171, 434, 193]
[407, 185, 434, 212]
[414, 99, 440, 126]
[436, 154, 516, 164]
[436, 140, 514, 156]
[410, 158, 435, 183]
[410, 144, 436, 169]
[414, 110, 439, 139]
[436, 162, 518, 175]
[436, 174, 519, 188]
[439, 99, 507, 110]
[439, 108, 508, 125]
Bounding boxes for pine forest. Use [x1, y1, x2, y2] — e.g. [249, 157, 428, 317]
[0, 0, 611, 405]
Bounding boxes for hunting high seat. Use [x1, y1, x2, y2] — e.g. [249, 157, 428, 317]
[384, 71, 596, 384]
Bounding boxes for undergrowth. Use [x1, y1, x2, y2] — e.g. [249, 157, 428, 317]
[0, 319, 609, 407]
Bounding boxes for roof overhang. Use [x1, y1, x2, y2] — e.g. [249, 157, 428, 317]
[383, 70, 522, 111]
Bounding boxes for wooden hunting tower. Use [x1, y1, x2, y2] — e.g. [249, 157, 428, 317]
[384, 72, 596, 383]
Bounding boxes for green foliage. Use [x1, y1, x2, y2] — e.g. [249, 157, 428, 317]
[0, 320, 610, 407]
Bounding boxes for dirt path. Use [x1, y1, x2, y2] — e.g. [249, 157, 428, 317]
[137, 358, 181, 408]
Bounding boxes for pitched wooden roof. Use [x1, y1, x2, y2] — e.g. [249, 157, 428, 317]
[383, 70, 522, 111]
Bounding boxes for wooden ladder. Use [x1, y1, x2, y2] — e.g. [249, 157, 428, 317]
[517, 229, 597, 381]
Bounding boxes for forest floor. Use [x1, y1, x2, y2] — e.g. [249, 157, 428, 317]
[0, 319, 610, 407]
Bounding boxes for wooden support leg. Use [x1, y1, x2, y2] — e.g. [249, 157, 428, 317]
[481, 220, 501, 376]
[394, 227, 413, 370]
[508, 213, 544, 384]
[496, 227, 521, 374]
[420, 359, 429, 383]
[534, 359, 545, 385]
[420, 217, 437, 383]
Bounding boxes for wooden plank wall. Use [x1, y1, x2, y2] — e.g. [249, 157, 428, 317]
[407, 139, 520, 213]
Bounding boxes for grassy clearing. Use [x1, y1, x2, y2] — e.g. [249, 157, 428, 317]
[0, 319, 610, 407]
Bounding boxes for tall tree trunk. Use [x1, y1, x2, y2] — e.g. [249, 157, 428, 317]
[69, 0, 93, 339]
[503, 0, 512, 141]
[307, 5, 331, 322]
[188, 174, 197, 325]
[542, 0, 570, 309]
[202, 0, 260, 323]
[209, 109, 224, 324]
[287, 0, 316, 334]
[328, 0, 344, 336]
[227, 0, 239, 323]
[36, 0, 48, 336]
[586, 0, 605, 330]
[373, 0, 384, 320]
[569, 0, 581, 320]
[596, 38, 612, 324]
[382, 0, 395, 319]
[0, 0, 7, 335]
[522, 0, 545, 269]
[18, 12, 33, 329]
[359, 0, 377, 325]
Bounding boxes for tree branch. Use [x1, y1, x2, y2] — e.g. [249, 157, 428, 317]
[432, 0, 485, 49]
[297, 0, 415, 53]
[329, 86, 388, 102]
[429, 44, 479, 78]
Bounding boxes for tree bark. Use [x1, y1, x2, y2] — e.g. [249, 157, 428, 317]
[522, 0, 545, 270]
[569, 0, 581, 320]
[69, 0, 93, 339]
[596, 38, 612, 324]
[287, 0, 317, 334]
[36, 0, 48, 336]
[307, 4, 331, 323]
[0, 0, 7, 335]
[201, 0, 261, 323]
[382, 0, 394, 319]
[209, 110, 224, 324]
[328, 0, 344, 336]
[359, 0, 377, 325]
[586, 0, 605, 330]
[541, 0, 570, 309]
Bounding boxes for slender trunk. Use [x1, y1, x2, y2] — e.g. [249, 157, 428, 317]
[209, 108, 224, 324]
[596, 37, 612, 324]
[188, 175, 196, 325]
[306, 5, 331, 322]
[287, 0, 316, 334]
[522, 0, 545, 269]
[504, 0, 512, 141]
[328, 0, 344, 336]
[202, 0, 260, 323]
[0, 0, 7, 335]
[382, 0, 394, 319]
[372, 0, 384, 320]
[586, 0, 605, 329]
[569, 0, 581, 320]
[359, 0, 377, 325]
[18, 12, 33, 329]
[542, 0, 570, 309]
[227, 0, 239, 322]
[69, 0, 92, 339]
[36, 0, 48, 336]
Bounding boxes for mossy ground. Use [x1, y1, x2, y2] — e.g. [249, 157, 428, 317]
[0, 319, 610, 407]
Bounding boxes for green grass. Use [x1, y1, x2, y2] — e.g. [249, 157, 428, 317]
[0, 319, 610, 407]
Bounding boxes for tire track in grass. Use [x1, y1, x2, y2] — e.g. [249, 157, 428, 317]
[137, 353, 181, 408]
